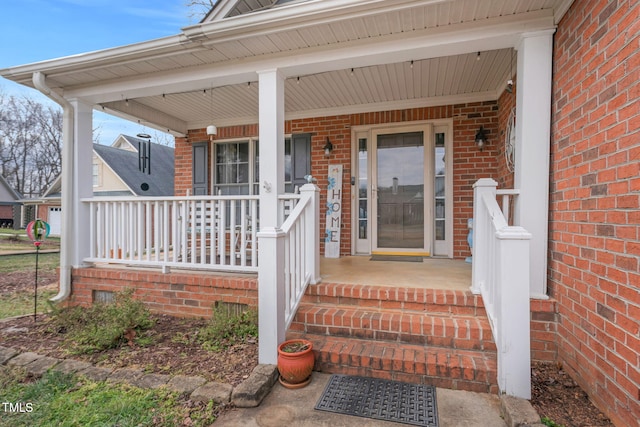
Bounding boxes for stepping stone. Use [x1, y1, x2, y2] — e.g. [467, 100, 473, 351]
[107, 368, 144, 385]
[26, 356, 61, 376]
[191, 382, 233, 404]
[7, 352, 42, 367]
[0, 346, 19, 365]
[79, 366, 114, 382]
[166, 375, 207, 395]
[53, 360, 93, 375]
[132, 373, 171, 389]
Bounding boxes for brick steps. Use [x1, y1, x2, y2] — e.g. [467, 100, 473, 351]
[290, 305, 496, 351]
[287, 283, 498, 393]
[287, 332, 498, 394]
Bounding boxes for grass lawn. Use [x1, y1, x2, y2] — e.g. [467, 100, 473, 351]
[0, 252, 60, 274]
[0, 367, 219, 426]
[0, 288, 57, 319]
[0, 250, 60, 319]
[0, 230, 60, 252]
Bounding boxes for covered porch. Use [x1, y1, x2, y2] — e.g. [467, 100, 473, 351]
[0, 0, 568, 399]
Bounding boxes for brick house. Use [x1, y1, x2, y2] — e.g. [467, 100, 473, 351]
[0, 174, 22, 229]
[0, 0, 637, 422]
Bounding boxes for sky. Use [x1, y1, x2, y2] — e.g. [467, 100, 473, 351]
[0, 0, 199, 145]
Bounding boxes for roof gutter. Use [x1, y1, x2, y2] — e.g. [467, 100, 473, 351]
[32, 72, 73, 303]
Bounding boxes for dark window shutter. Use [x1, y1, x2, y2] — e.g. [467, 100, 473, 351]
[291, 133, 311, 188]
[192, 142, 208, 195]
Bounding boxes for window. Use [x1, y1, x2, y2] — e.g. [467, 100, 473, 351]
[92, 163, 99, 187]
[213, 135, 310, 195]
[434, 132, 446, 241]
[215, 141, 252, 195]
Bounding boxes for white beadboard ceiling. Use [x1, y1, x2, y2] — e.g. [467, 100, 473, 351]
[1, 0, 572, 134]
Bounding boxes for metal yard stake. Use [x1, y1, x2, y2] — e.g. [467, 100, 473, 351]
[26, 219, 50, 322]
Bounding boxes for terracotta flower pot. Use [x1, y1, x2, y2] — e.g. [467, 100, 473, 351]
[277, 339, 314, 388]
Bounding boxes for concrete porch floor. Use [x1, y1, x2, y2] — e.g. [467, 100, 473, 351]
[319, 256, 472, 291]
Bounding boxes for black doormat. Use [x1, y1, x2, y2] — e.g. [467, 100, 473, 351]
[370, 255, 424, 262]
[315, 375, 438, 426]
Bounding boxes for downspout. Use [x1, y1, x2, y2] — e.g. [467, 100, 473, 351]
[32, 72, 73, 302]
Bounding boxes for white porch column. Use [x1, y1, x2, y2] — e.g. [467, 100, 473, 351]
[69, 99, 93, 267]
[514, 30, 554, 299]
[257, 68, 286, 364]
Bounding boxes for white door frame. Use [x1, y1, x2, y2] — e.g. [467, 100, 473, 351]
[352, 120, 453, 256]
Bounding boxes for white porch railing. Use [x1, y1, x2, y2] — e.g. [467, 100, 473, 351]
[83, 195, 261, 272]
[280, 185, 320, 329]
[471, 178, 532, 399]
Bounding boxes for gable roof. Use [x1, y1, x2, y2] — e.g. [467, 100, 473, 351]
[0, 175, 22, 203]
[93, 140, 175, 197]
[41, 136, 174, 199]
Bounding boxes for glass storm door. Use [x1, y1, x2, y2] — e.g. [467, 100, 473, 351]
[373, 132, 426, 252]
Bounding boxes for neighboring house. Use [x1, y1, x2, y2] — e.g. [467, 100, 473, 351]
[0, 175, 22, 229]
[23, 134, 174, 235]
[1, 1, 637, 424]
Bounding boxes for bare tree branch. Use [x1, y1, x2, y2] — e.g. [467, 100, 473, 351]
[184, 0, 219, 21]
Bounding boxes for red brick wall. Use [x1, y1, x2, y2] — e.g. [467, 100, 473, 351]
[452, 101, 500, 258]
[70, 267, 258, 318]
[550, 1, 639, 425]
[175, 103, 504, 259]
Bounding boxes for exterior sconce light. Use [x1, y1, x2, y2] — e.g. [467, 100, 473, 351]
[323, 137, 333, 157]
[475, 126, 488, 151]
[206, 125, 217, 141]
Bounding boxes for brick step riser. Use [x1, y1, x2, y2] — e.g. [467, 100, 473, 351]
[287, 333, 499, 394]
[290, 305, 497, 352]
[303, 284, 487, 317]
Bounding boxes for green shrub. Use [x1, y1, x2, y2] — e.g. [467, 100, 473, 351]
[51, 288, 154, 354]
[198, 305, 258, 351]
[541, 417, 565, 427]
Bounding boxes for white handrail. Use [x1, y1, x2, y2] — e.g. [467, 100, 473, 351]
[471, 178, 532, 399]
[279, 184, 319, 330]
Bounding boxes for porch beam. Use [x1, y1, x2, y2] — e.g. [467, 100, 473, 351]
[257, 68, 286, 364]
[514, 30, 554, 299]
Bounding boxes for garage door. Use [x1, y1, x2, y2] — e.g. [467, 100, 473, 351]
[48, 207, 62, 236]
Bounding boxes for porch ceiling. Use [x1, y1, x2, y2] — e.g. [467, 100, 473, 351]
[0, 0, 572, 135]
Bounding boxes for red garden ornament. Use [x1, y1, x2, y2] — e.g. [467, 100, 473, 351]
[26, 219, 50, 322]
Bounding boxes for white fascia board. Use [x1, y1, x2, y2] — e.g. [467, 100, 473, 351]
[42, 175, 62, 198]
[0, 35, 187, 87]
[66, 9, 554, 104]
[0, 0, 435, 85]
[183, 0, 445, 43]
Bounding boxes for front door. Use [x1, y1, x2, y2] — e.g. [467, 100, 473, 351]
[373, 132, 426, 252]
[353, 122, 452, 257]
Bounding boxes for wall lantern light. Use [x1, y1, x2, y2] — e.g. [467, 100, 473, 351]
[206, 125, 217, 141]
[323, 137, 333, 157]
[475, 126, 488, 151]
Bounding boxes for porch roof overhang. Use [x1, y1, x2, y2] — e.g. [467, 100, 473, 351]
[0, 0, 572, 136]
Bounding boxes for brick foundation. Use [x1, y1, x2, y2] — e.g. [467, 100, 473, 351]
[70, 267, 258, 318]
